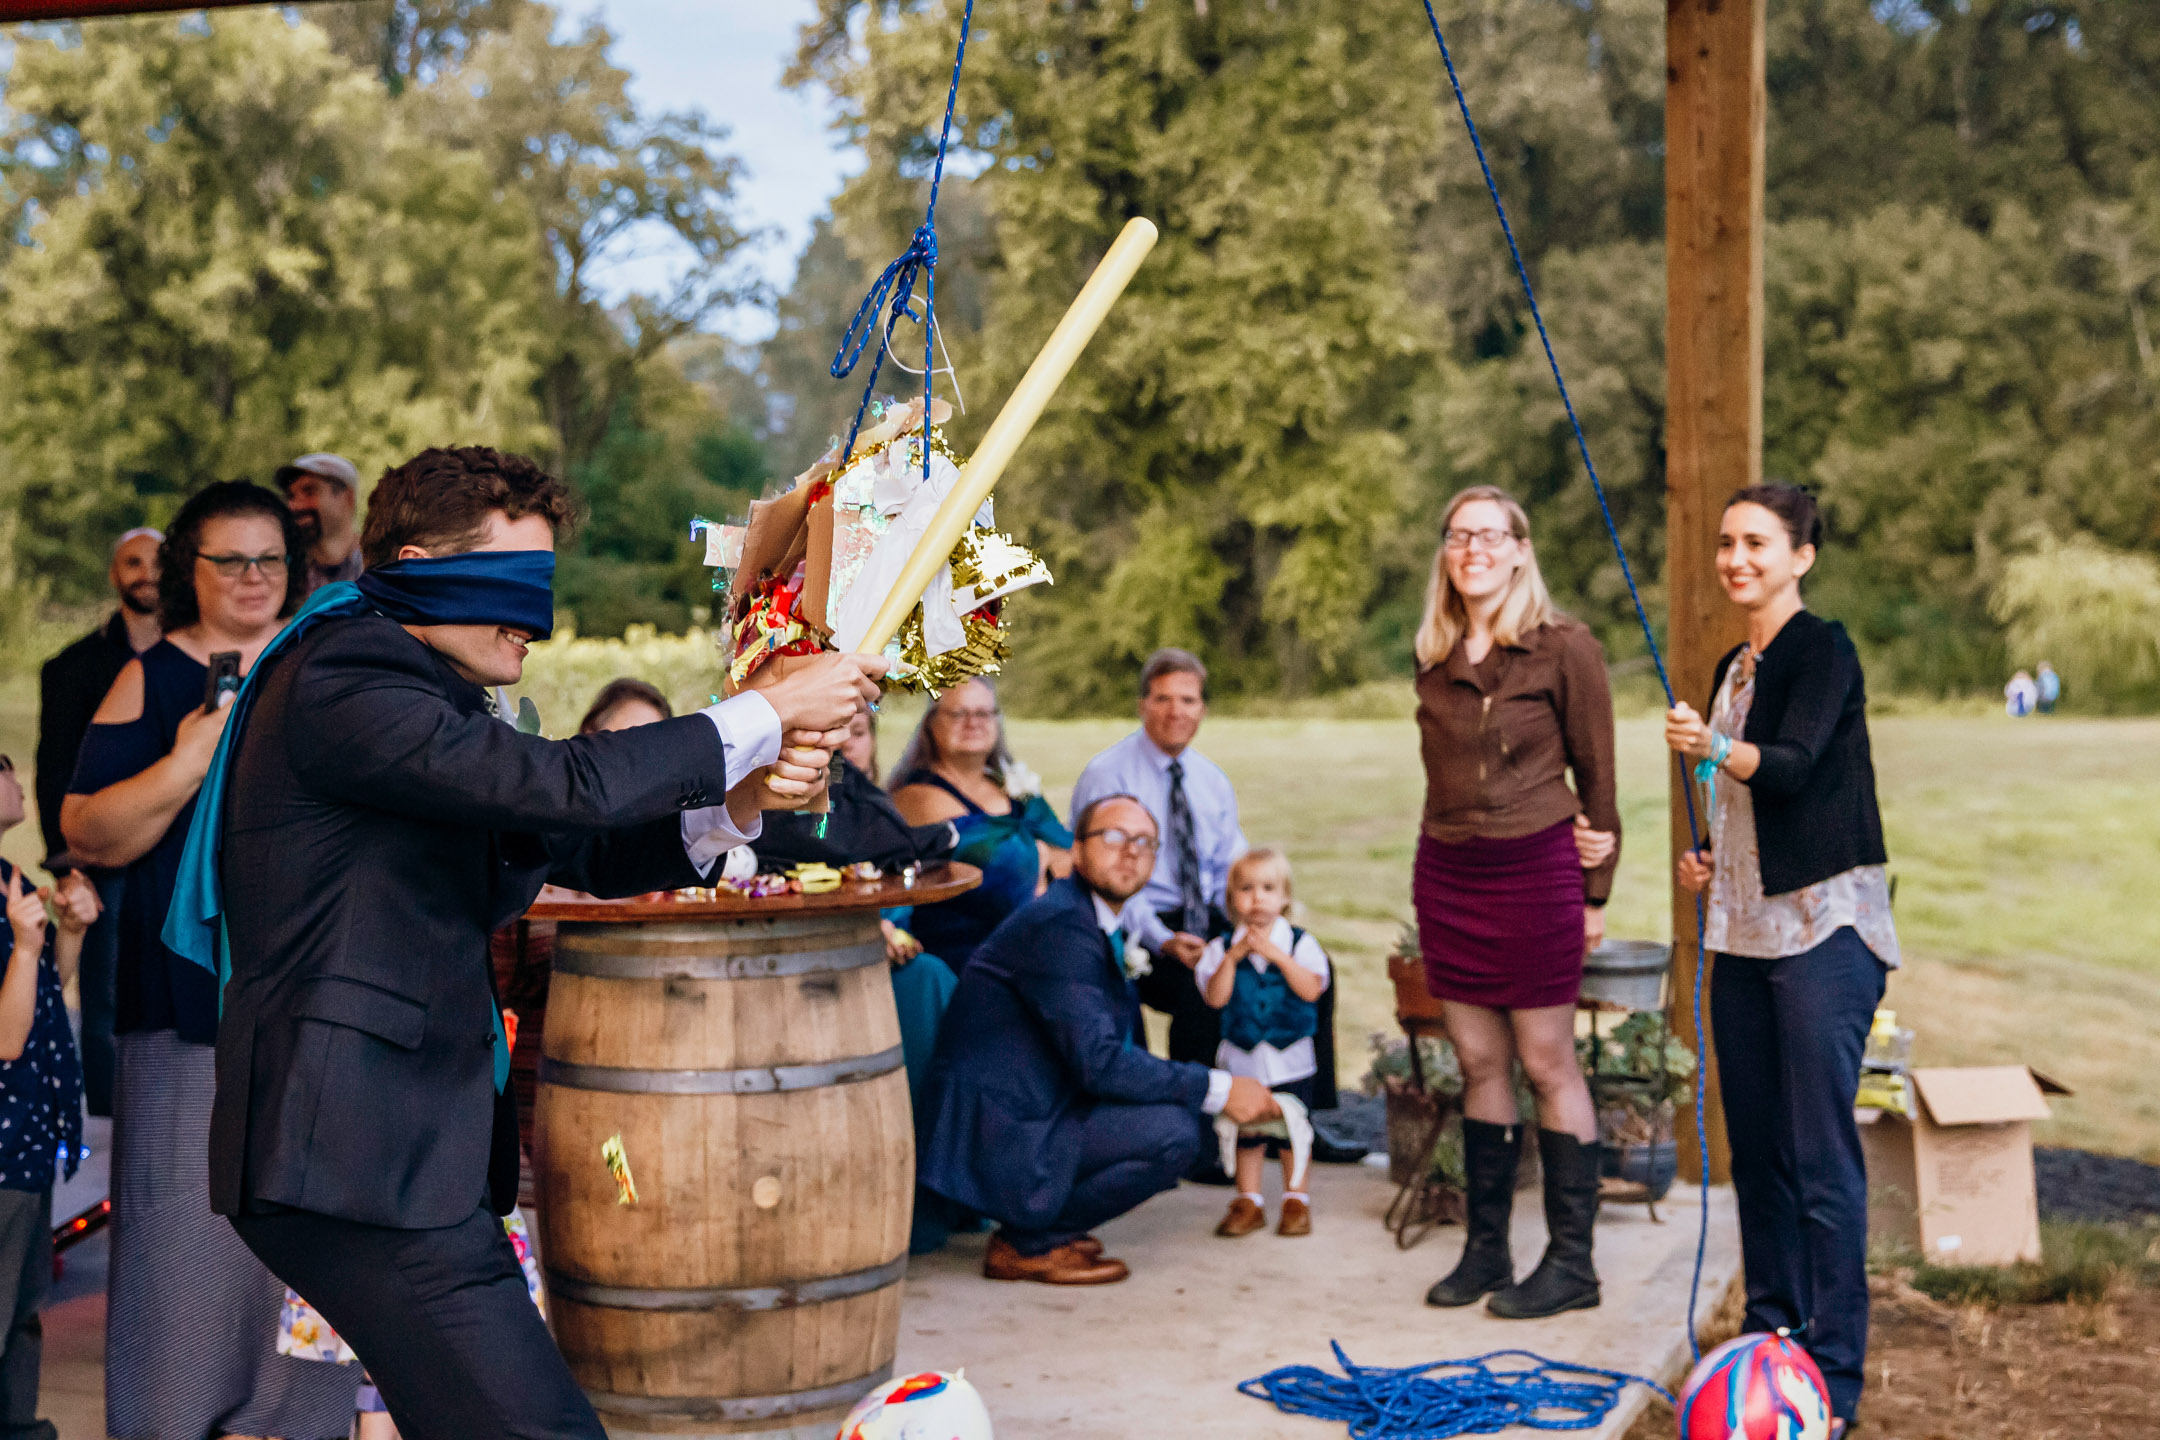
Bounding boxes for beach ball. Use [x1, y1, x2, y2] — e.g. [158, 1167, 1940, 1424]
[1677, 1331, 1832, 1440]
[836, 1370, 993, 1440]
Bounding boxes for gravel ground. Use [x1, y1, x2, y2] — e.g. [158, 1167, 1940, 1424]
[1321, 1104, 2160, 1228]
[2036, 1146, 2160, 1224]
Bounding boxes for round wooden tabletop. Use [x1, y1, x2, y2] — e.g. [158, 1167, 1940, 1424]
[524, 862, 982, 922]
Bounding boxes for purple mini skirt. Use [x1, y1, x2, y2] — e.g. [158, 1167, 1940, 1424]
[1414, 819, 1585, 1011]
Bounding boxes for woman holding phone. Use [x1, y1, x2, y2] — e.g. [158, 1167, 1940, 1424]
[1665, 483, 1897, 1439]
[62, 483, 356, 1440]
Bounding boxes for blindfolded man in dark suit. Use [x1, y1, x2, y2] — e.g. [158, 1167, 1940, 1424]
[187, 447, 882, 1440]
[916, 794, 1278, 1284]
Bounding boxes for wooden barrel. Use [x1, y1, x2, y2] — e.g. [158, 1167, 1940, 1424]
[532, 870, 975, 1439]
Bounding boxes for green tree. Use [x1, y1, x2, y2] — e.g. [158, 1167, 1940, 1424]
[798, 0, 1667, 708]
[0, 11, 550, 599]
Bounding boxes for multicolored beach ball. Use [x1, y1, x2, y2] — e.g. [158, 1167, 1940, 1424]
[1677, 1331, 1832, 1440]
[836, 1370, 994, 1440]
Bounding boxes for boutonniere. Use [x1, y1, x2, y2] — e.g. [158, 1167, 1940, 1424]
[1121, 943, 1153, 980]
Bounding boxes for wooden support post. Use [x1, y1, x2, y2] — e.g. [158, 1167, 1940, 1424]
[1664, 0, 1765, 1186]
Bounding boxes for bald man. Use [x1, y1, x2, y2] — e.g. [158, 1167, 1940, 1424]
[36, 526, 163, 1114]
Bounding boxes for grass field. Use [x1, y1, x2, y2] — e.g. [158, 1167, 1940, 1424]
[5, 684, 2154, 1159]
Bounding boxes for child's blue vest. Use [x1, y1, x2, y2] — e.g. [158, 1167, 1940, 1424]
[1221, 927, 1320, 1052]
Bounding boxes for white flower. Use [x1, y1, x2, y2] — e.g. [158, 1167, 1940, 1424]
[1123, 945, 1154, 981]
[1002, 759, 1043, 801]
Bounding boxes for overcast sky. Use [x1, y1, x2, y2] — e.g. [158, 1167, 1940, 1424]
[580, 0, 859, 337]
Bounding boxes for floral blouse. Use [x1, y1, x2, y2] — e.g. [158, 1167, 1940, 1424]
[0, 862, 85, 1192]
[1703, 650, 1902, 967]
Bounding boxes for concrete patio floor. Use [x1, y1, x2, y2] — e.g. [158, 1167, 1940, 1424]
[36, 1156, 1737, 1439]
[894, 1160, 1738, 1440]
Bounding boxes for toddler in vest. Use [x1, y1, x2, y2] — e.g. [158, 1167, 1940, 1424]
[1197, 847, 1330, 1238]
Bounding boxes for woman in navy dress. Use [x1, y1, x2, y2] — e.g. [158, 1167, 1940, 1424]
[889, 678, 1072, 971]
[64, 482, 359, 1440]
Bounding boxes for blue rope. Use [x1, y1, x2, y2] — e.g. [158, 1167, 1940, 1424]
[1412, 0, 1718, 1366]
[1240, 1344, 1671, 1439]
[829, 0, 976, 482]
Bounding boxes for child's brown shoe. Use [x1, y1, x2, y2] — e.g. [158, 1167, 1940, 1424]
[1277, 1196, 1312, 1236]
[1215, 1197, 1266, 1237]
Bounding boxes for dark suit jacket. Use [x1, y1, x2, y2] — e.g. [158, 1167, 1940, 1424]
[211, 616, 735, 1228]
[1710, 610, 1888, 897]
[36, 612, 137, 867]
[916, 876, 1210, 1229]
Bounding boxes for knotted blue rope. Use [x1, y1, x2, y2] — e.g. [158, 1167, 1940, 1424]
[829, 0, 976, 480]
[1413, 0, 1719, 1367]
[1241, 1345, 1670, 1439]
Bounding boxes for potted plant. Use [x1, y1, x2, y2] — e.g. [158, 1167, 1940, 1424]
[1578, 1012, 1697, 1201]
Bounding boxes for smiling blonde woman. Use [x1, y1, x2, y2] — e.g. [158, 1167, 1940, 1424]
[1410, 484, 1621, 1322]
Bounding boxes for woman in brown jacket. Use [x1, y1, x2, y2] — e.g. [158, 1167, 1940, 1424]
[1414, 486, 1620, 1320]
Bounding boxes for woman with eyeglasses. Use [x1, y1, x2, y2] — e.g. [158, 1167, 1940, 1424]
[890, 677, 1073, 972]
[1412, 485, 1622, 1321]
[62, 482, 359, 1440]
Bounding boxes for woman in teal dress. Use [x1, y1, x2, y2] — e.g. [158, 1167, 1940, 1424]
[889, 678, 1072, 973]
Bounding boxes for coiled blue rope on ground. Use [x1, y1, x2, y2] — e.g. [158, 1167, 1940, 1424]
[1240, 1344, 1672, 1438]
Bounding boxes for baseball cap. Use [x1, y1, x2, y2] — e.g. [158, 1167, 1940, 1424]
[275, 453, 360, 492]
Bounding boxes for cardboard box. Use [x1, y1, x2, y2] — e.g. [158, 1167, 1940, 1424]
[1858, 1066, 2070, 1268]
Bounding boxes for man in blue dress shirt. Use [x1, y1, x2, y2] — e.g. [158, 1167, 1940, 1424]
[1068, 649, 1246, 1071]
[1068, 649, 1357, 1171]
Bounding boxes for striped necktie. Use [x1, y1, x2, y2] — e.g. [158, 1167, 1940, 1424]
[1166, 758, 1207, 936]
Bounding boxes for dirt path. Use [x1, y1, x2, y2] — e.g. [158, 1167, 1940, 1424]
[1625, 1281, 2160, 1439]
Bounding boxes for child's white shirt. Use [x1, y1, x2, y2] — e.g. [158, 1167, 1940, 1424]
[1196, 917, 1330, 1087]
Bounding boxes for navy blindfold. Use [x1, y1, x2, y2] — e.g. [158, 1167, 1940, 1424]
[356, 549, 557, 640]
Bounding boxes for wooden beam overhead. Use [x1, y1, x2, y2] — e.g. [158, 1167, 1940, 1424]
[0, 0, 330, 21]
[1664, 0, 1766, 1187]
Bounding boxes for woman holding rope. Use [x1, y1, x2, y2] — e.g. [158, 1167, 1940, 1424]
[1666, 482, 1896, 1439]
[1412, 486, 1620, 1320]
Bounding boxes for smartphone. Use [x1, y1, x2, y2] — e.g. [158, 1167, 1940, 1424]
[203, 651, 242, 713]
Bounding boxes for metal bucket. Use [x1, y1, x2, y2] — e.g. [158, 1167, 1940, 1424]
[1579, 940, 1671, 1011]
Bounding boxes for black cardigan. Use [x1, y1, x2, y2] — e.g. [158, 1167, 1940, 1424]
[1711, 610, 1888, 897]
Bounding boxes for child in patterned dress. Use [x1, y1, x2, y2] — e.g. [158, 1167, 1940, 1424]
[0, 752, 99, 1438]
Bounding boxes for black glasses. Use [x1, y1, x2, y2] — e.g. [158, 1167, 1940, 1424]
[1442, 526, 1517, 552]
[197, 552, 288, 579]
[1081, 827, 1160, 856]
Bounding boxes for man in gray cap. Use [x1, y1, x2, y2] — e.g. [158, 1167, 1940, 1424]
[276, 452, 364, 594]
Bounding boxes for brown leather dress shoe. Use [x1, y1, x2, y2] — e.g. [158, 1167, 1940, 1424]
[982, 1235, 1129, 1285]
[1277, 1197, 1312, 1236]
[1215, 1197, 1267, 1237]
[1070, 1234, 1105, 1258]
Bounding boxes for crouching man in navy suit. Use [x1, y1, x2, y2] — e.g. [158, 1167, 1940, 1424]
[917, 794, 1279, 1284]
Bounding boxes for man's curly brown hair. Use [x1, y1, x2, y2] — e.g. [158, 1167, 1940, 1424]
[360, 446, 580, 567]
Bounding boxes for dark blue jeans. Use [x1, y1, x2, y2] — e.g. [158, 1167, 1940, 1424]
[1711, 926, 1887, 1422]
[1002, 1100, 1203, 1256]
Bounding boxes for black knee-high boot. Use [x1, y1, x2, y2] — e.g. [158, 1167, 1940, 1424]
[1424, 1118, 1519, 1308]
[1488, 1129, 1601, 1318]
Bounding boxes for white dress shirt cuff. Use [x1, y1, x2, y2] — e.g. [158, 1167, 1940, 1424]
[1129, 903, 1175, 953]
[682, 807, 760, 876]
[699, 690, 783, 789]
[1201, 1069, 1233, 1116]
